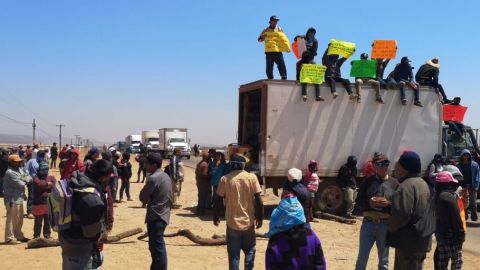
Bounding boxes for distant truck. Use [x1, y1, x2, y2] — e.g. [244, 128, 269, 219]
[158, 128, 191, 159]
[235, 80, 480, 215]
[142, 130, 160, 152]
[125, 134, 142, 153]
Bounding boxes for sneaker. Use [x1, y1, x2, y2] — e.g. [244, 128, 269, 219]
[5, 239, 19, 245]
[18, 237, 30, 243]
[376, 97, 385, 104]
[27, 214, 34, 219]
[332, 92, 339, 99]
[349, 94, 358, 100]
[315, 96, 325, 102]
[401, 99, 407, 105]
[302, 95, 307, 102]
[472, 213, 478, 222]
[414, 101, 423, 107]
[344, 213, 356, 219]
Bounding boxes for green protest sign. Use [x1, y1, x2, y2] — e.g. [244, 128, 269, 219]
[350, 60, 377, 78]
[300, 64, 326, 84]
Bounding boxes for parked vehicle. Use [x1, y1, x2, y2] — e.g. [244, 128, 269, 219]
[125, 134, 142, 153]
[142, 130, 160, 152]
[158, 128, 191, 159]
[234, 80, 479, 214]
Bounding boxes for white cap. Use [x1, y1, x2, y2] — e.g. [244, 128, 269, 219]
[287, 168, 302, 182]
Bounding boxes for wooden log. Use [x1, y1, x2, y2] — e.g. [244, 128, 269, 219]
[314, 211, 357, 224]
[105, 227, 143, 243]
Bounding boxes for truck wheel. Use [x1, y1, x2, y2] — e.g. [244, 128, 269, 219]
[314, 179, 345, 215]
[187, 155, 191, 160]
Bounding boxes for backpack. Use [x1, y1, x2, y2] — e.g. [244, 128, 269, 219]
[48, 177, 101, 232]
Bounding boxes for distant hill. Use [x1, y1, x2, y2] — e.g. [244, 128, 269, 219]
[0, 133, 108, 146]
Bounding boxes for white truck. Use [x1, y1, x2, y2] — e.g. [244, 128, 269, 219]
[125, 134, 142, 153]
[236, 80, 480, 214]
[142, 130, 160, 152]
[158, 128, 191, 159]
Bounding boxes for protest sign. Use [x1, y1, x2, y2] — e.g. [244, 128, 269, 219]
[443, 105, 468, 122]
[292, 37, 306, 59]
[265, 31, 291, 52]
[371, 40, 397, 59]
[350, 60, 377, 78]
[300, 64, 326, 84]
[327, 39, 356, 58]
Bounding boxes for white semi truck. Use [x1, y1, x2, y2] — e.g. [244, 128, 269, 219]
[142, 130, 160, 152]
[158, 128, 191, 159]
[125, 134, 142, 153]
[236, 80, 479, 214]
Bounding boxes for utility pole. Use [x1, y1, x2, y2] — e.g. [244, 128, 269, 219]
[74, 135, 80, 147]
[56, 124, 65, 148]
[32, 119, 36, 145]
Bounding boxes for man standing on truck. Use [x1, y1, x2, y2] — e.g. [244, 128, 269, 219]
[258, 16, 288, 80]
[338, 156, 358, 219]
[457, 149, 480, 221]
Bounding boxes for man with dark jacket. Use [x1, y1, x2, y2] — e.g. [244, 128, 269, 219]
[0, 148, 9, 197]
[50, 142, 58, 169]
[140, 153, 173, 270]
[338, 156, 358, 219]
[433, 171, 465, 270]
[388, 151, 432, 270]
[457, 149, 480, 221]
[195, 151, 210, 215]
[394, 57, 423, 107]
[305, 27, 318, 58]
[258, 16, 287, 80]
[322, 46, 354, 99]
[59, 160, 113, 269]
[415, 57, 449, 103]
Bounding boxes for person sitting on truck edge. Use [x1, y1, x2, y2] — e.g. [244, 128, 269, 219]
[338, 156, 358, 219]
[303, 160, 321, 222]
[258, 16, 287, 80]
[394, 57, 423, 107]
[355, 154, 399, 270]
[376, 58, 396, 89]
[457, 149, 480, 221]
[322, 46, 355, 100]
[169, 148, 185, 209]
[445, 97, 465, 140]
[415, 57, 449, 103]
[297, 50, 324, 102]
[353, 53, 384, 104]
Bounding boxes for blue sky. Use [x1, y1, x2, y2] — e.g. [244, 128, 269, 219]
[0, 1, 479, 145]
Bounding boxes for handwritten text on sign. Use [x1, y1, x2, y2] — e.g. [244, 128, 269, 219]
[327, 39, 356, 58]
[350, 60, 377, 78]
[265, 31, 291, 53]
[300, 64, 327, 84]
[371, 40, 397, 59]
[443, 105, 468, 122]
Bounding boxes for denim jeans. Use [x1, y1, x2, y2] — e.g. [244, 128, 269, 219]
[398, 80, 419, 101]
[196, 181, 210, 215]
[33, 214, 51, 238]
[119, 177, 131, 200]
[62, 253, 92, 270]
[326, 77, 352, 94]
[301, 83, 321, 98]
[468, 187, 478, 220]
[147, 219, 168, 270]
[226, 226, 256, 270]
[377, 77, 397, 89]
[266, 52, 287, 80]
[355, 219, 389, 270]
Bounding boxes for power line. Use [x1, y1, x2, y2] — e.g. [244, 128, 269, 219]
[0, 112, 31, 125]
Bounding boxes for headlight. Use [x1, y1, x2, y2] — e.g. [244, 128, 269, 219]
[167, 145, 174, 150]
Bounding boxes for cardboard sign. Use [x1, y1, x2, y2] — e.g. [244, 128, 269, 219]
[371, 40, 397, 59]
[350, 60, 377, 78]
[300, 64, 326, 84]
[443, 105, 468, 122]
[327, 39, 356, 58]
[265, 31, 291, 52]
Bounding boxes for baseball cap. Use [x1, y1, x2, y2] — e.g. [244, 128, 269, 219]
[269, 15, 280, 21]
[8, 154, 23, 163]
[401, 56, 411, 63]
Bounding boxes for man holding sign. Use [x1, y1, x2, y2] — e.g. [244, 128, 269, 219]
[351, 53, 384, 104]
[258, 16, 288, 80]
[322, 46, 354, 99]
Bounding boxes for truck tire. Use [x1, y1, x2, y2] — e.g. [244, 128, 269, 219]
[186, 155, 191, 160]
[314, 179, 345, 216]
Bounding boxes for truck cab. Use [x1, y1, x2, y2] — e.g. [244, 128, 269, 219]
[442, 125, 479, 163]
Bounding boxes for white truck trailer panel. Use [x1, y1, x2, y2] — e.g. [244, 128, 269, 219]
[264, 82, 442, 177]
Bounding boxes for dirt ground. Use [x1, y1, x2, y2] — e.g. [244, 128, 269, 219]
[1, 155, 479, 270]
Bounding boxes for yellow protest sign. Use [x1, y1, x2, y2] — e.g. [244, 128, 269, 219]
[300, 64, 326, 84]
[371, 40, 397, 59]
[327, 39, 356, 58]
[264, 31, 291, 53]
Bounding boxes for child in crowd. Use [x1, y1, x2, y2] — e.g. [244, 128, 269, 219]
[32, 161, 55, 239]
[303, 160, 320, 222]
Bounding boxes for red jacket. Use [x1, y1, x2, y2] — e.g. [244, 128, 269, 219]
[61, 149, 85, 179]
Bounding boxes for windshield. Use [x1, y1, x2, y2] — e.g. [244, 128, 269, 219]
[444, 129, 475, 159]
[169, 138, 185, 143]
[148, 138, 159, 142]
[132, 141, 141, 144]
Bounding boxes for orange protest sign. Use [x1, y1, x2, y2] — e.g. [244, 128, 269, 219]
[371, 40, 397, 59]
[443, 105, 468, 122]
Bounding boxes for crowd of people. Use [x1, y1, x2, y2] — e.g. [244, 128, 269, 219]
[258, 15, 450, 106]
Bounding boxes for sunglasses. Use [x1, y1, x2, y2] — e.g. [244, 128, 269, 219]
[375, 160, 390, 167]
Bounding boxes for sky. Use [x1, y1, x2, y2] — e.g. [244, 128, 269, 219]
[0, 0, 479, 146]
